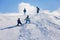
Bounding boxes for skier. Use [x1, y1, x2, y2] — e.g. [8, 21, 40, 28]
[17, 18, 22, 26]
[36, 7, 40, 14]
[25, 15, 30, 24]
[23, 8, 26, 15]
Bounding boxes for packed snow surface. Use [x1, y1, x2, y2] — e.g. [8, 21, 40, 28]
[0, 12, 60, 40]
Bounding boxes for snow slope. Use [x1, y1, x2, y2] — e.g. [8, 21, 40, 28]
[0, 12, 60, 40]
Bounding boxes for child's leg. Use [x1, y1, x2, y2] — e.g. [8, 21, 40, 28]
[28, 20, 30, 23]
[17, 23, 19, 26]
[25, 21, 27, 24]
[20, 22, 22, 25]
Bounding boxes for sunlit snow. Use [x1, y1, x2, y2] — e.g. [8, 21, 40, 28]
[0, 3, 60, 40]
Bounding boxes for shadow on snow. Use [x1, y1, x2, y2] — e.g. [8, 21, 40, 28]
[0, 25, 20, 30]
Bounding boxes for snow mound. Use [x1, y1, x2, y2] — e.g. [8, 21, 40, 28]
[0, 12, 60, 40]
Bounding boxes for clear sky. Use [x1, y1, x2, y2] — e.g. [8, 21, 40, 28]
[0, 0, 60, 13]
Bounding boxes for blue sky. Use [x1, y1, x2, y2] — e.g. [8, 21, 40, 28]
[0, 0, 60, 13]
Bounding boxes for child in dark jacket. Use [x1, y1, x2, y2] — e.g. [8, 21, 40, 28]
[17, 18, 22, 26]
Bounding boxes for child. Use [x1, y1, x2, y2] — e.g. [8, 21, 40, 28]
[25, 15, 30, 24]
[17, 18, 22, 26]
[23, 8, 26, 15]
[36, 7, 40, 14]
